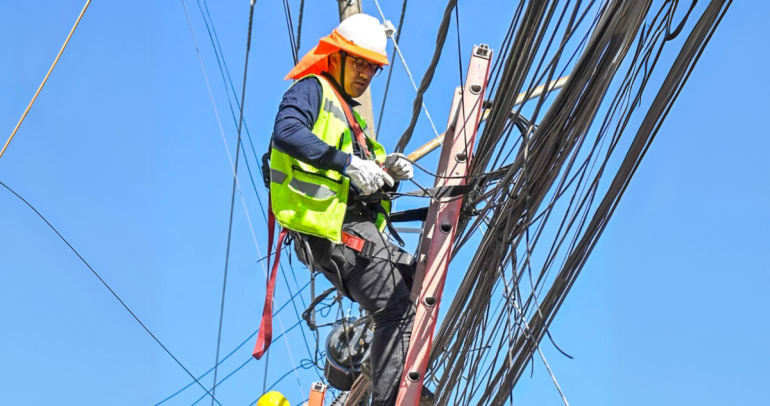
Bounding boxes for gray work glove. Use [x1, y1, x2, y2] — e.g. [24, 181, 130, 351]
[383, 153, 414, 181]
[345, 154, 394, 195]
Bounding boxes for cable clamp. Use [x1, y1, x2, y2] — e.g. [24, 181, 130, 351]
[383, 20, 397, 38]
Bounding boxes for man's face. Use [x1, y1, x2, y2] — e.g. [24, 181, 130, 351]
[330, 52, 381, 98]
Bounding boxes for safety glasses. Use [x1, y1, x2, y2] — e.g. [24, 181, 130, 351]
[341, 52, 384, 77]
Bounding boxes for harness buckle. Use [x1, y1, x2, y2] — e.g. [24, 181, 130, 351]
[341, 231, 374, 260]
[359, 240, 374, 259]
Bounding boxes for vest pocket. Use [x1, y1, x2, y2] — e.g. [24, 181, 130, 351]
[289, 166, 341, 202]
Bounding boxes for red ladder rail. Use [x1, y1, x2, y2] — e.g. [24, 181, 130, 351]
[397, 44, 493, 406]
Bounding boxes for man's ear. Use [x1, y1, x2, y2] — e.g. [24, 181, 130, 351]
[328, 53, 339, 68]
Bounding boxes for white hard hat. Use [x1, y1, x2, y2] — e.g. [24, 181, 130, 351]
[285, 12, 390, 79]
[336, 14, 388, 61]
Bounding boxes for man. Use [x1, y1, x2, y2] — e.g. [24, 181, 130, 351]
[269, 13, 416, 406]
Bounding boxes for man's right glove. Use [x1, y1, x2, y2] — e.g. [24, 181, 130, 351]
[344, 154, 394, 195]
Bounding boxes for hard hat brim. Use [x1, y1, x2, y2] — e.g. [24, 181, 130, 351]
[286, 30, 389, 80]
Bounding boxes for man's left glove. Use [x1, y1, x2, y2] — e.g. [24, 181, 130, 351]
[383, 153, 414, 181]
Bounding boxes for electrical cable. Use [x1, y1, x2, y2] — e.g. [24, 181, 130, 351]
[154, 282, 311, 405]
[296, 0, 305, 54]
[282, 0, 299, 65]
[393, 0, 458, 153]
[210, 2, 257, 403]
[406, 2, 733, 405]
[246, 353, 316, 406]
[192, 318, 307, 406]
[0, 181, 221, 406]
[193, 0, 320, 373]
[197, 0, 266, 188]
[172, 1, 731, 405]
[179, 1, 306, 399]
[375, 0, 408, 134]
[452, 1, 476, 166]
[372, 0, 443, 146]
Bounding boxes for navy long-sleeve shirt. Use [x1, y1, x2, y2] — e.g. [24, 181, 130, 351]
[273, 75, 357, 173]
[273, 74, 398, 218]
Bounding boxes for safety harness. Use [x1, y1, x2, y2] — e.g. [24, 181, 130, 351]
[254, 75, 395, 360]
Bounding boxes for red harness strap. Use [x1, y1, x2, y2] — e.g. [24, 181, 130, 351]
[252, 196, 288, 360]
[326, 79, 371, 159]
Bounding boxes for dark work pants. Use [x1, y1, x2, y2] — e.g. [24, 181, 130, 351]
[302, 217, 416, 406]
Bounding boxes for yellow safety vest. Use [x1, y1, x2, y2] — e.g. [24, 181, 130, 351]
[269, 74, 390, 243]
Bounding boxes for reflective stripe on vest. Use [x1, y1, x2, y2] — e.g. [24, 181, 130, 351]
[289, 177, 337, 199]
[270, 168, 288, 185]
[323, 99, 346, 123]
[269, 74, 389, 243]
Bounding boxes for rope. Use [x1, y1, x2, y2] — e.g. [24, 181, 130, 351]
[0, 181, 221, 406]
[0, 0, 91, 161]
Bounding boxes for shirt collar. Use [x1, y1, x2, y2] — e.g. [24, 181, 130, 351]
[321, 72, 361, 107]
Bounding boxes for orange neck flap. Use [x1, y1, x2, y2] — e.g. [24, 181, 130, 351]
[285, 29, 389, 81]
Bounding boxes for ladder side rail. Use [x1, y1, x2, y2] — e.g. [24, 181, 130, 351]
[397, 44, 493, 406]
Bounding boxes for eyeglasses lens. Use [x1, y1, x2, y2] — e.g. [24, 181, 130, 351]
[353, 58, 383, 77]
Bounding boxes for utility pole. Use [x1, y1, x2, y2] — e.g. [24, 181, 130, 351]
[337, 0, 377, 139]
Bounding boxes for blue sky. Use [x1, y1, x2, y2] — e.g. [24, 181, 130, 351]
[1, 1, 767, 405]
